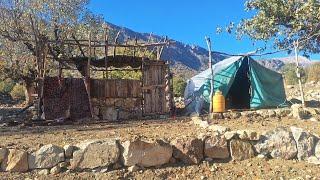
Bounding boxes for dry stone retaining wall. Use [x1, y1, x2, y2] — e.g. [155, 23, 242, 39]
[0, 125, 320, 174]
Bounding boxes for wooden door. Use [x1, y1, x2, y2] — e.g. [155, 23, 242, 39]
[142, 60, 168, 115]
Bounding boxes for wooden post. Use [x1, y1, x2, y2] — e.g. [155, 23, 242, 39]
[133, 37, 138, 57]
[87, 32, 92, 80]
[86, 32, 93, 118]
[104, 27, 109, 79]
[205, 36, 214, 114]
[141, 58, 145, 116]
[294, 41, 306, 107]
[165, 61, 174, 116]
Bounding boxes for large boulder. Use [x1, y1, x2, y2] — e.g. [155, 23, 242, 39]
[204, 135, 229, 159]
[255, 127, 297, 160]
[171, 137, 204, 165]
[1, 149, 28, 172]
[230, 140, 255, 161]
[28, 144, 65, 169]
[122, 139, 172, 167]
[70, 139, 120, 170]
[291, 127, 318, 161]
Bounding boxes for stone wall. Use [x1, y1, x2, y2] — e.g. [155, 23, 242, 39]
[1, 125, 319, 174]
[91, 98, 142, 121]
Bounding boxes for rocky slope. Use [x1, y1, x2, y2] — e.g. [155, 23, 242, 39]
[257, 56, 318, 71]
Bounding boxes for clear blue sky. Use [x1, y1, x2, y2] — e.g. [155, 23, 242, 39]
[88, 0, 320, 60]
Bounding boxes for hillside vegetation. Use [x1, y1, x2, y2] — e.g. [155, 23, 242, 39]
[281, 63, 320, 85]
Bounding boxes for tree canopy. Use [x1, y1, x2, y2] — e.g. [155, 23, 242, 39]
[231, 0, 320, 54]
[0, 0, 104, 81]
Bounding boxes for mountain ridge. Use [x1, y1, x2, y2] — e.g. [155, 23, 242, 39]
[106, 22, 319, 76]
[106, 22, 227, 78]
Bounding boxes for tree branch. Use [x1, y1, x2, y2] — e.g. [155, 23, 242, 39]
[72, 34, 86, 57]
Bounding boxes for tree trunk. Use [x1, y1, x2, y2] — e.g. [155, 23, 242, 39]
[24, 79, 36, 105]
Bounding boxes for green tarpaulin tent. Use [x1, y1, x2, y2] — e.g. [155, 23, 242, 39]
[184, 56, 287, 113]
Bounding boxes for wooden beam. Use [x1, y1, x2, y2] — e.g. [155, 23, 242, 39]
[15, 35, 174, 49]
[104, 27, 109, 79]
[87, 32, 93, 118]
[20, 38, 173, 48]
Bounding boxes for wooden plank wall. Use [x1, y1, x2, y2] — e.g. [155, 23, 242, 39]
[143, 61, 168, 115]
[90, 79, 142, 98]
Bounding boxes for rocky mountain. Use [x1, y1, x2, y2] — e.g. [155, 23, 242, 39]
[106, 22, 319, 76]
[106, 22, 227, 78]
[257, 56, 319, 71]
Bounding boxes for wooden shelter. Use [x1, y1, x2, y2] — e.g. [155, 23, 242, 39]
[37, 30, 175, 121]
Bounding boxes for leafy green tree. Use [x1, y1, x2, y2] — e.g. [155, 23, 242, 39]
[0, 0, 103, 104]
[281, 63, 307, 85]
[230, 0, 320, 54]
[173, 76, 187, 97]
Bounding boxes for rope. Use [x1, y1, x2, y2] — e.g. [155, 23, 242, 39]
[212, 49, 289, 58]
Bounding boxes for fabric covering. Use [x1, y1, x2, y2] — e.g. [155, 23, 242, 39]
[184, 56, 287, 113]
[43, 77, 92, 120]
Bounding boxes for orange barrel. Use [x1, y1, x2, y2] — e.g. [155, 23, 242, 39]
[212, 90, 225, 113]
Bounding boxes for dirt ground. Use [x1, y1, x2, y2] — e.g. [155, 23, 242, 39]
[1, 116, 320, 151]
[1, 83, 320, 179]
[0, 115, 320, 179]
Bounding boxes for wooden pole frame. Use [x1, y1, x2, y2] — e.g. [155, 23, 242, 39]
[86, 31, 93, 118]
[205, 36, 214, 114]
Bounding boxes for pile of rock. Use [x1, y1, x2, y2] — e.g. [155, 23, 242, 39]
[0, 126, 319, 174]
[207, 105, 320, 122]
[194, 122, 320, 165]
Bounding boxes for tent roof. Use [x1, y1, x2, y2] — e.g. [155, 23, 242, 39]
[188, 56, 242, 92]
[184, 55, 286, 110]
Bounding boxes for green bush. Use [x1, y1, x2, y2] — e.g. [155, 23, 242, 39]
[281, 64, 307, 85]
[10, 84, 26, 100]
[306, 63, 320, 82]
[173, 77, 187, 97]
[0, 79, 15, 94]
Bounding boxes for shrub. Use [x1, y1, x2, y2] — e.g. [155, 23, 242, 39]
[0, 79, 15, 94]
[173, 76, 187, 97]
[10, 84, 26, 100]
[306, 63, 320, 82]
[281, 63, 307, 85]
